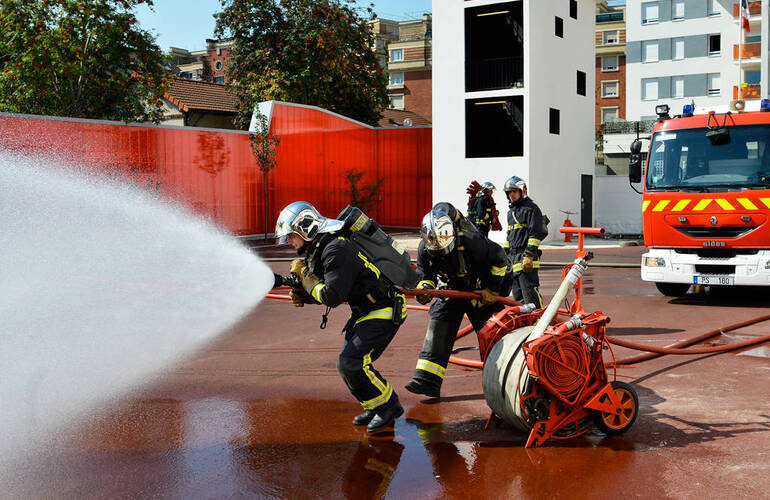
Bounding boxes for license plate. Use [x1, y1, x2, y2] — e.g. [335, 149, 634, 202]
[693, 275, 734, 286]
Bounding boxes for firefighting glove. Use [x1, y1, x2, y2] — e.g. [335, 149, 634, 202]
[415, 281, 434, 305]
[475, 288, 498, 306]
[290, 288, 314, 307]
[299, 268, 323, 296]
[521, 255, 535, 273]
[290, 258, 306, 277]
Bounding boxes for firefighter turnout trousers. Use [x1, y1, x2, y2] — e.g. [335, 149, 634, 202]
[508, 250, 543, 308]
[411, 298, 504, 391]
[337, 312, 404, 414]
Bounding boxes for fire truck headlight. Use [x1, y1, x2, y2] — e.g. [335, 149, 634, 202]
[644, 257, 666, 267]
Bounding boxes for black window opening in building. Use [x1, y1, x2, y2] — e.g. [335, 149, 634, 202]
[555, 16, 563, 38]
[570, 0, 578, 20]
[465, 2, 524, 92]
[577, 70, 586, 96]
[466, 97, 524, 158]
[549, 108, 560, 135]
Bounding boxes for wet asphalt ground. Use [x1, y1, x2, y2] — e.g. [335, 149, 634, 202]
[6, 243, 770, 499]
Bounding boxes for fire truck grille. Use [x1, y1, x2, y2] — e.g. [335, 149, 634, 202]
[695, 264, 736, 275]
[675, 226, 757, 239]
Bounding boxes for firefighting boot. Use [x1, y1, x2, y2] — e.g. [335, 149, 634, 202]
[367, 400, 404, 434]
[352, 410, 376, 426]
[404, 378, 441, 398]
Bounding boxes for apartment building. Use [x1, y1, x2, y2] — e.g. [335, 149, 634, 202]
[434, 0, 596, 234]
[596, 2, 627, 127]
[371, 15, 433, 122]
[626, 0, 767, 121]
[166, 39, 234, 85]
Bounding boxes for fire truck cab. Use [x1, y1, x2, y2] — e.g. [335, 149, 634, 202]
[630, 102, 770, 296]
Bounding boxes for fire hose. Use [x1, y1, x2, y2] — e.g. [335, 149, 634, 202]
[267, 287, 770, 368]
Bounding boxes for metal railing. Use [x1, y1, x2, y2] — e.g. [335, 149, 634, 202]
[465, 56, 524, 92]
[603, 120, 656, 135]
[596, 12, 623, 22]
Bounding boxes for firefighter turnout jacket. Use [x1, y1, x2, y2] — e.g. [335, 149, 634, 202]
[416, 229, 509, 294]
[505, 197, 547, 271]
[305, 233, 407, 324]
[469, 194, 495, 233]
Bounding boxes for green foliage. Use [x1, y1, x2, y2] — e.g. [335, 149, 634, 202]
[250, 111, 279, 174]
[215, 0, 389, 127]
[342, 167, 384, 214]
[0, 0, 171, 122]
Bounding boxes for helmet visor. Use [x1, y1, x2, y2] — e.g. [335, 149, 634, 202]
[421, 214, 455, 256]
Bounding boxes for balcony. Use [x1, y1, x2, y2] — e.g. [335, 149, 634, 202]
[596, 12, 623, 23]
[734, 42, 762, 59]
[465, 56, 524, 92]
[733, 84, 761, 99]
[733, 1, 761, 17]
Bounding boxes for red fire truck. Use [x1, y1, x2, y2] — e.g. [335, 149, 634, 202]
[630, 102, 770, 296]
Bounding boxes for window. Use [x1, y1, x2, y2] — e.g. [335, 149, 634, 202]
[570, 0, 577, 19]
[601, 107, 619, 123]
[555, 16, 563, 38]
[643, 78, 659, 100]
[707, 0, 720, 16]
[642, 2, 659, 25]
[577, 70, 586, 96]
[672, 76, 684, 98]
[672, 37, 684, 60]
[214, 76, 225, 84]
[603, 30, 618, 45]
[602, 81, 619, 98]
[746, 35, 762, 44]
[466, 97, 524, 158]
[549, 108, 560, 135]
[389, 72, 404, 86]
[642, 40, 659, 62]
[389, 94, 404, 109]
[215, 61, 223, 70]
[672, 0, 685, 20]
[378, 56, 386, 67]
[602, 55, 619, 71]
[708, 34, 720, 56]
[465, 2, 524, 92]
[179, 71, 192, 79]
[746, 70, 761, 85]
[195, 69, 201, 79]
[390, 48, 403, 62]
[708, 73, 720, 96]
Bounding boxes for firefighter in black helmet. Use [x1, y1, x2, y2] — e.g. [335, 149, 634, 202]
[503, 176, 546, 307]
[468, 181, 497, 237]
[275, 201, 407, 434]
[404, 202, 511, 398]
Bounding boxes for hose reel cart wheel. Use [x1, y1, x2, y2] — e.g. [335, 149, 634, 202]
[591, 381, 639, 435]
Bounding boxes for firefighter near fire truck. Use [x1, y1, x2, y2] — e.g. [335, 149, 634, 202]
[404, 202, 513, 398]
[504, 176, 547, 308]
[274, 201, 409, 434]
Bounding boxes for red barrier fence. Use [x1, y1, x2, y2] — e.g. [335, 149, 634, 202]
[0, 103, 432, 235]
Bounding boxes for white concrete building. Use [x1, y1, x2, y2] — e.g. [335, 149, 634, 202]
[433, 0, 596, 243]
[626, 0, 768, 121]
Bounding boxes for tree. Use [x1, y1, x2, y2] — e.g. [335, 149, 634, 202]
[215, 0, 389, 128]
[342, 167, 384, 214]
[250, 111, 280, 239]
[0, 0, 171, 122]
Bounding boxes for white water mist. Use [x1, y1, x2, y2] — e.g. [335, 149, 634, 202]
[0, 150, 272, 462]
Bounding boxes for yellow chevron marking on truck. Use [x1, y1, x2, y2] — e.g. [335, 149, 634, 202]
[671, 199, 691, 212]
[652, 200, 670, 212]
[642, 200, 651, 212]
[692, 199, 713, 211]
[761, 198, 770, 209]
[737, 198, 758, 210]
[715, 199, 735, 210]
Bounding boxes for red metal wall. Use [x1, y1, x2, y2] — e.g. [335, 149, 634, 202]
[0, 104, 432, 235]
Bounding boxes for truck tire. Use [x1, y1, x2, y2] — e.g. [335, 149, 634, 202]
[654, 282, 690, 297]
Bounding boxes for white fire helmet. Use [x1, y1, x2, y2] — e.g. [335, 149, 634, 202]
[274, 201, 344, 245]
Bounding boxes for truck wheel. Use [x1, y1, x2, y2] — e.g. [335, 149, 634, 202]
[654, 282, 690, 297]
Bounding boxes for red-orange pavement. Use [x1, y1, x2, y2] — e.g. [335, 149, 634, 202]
[7, 247, 770, 499]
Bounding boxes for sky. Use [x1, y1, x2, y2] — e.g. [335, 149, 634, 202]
[135, 0, 433, 51]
